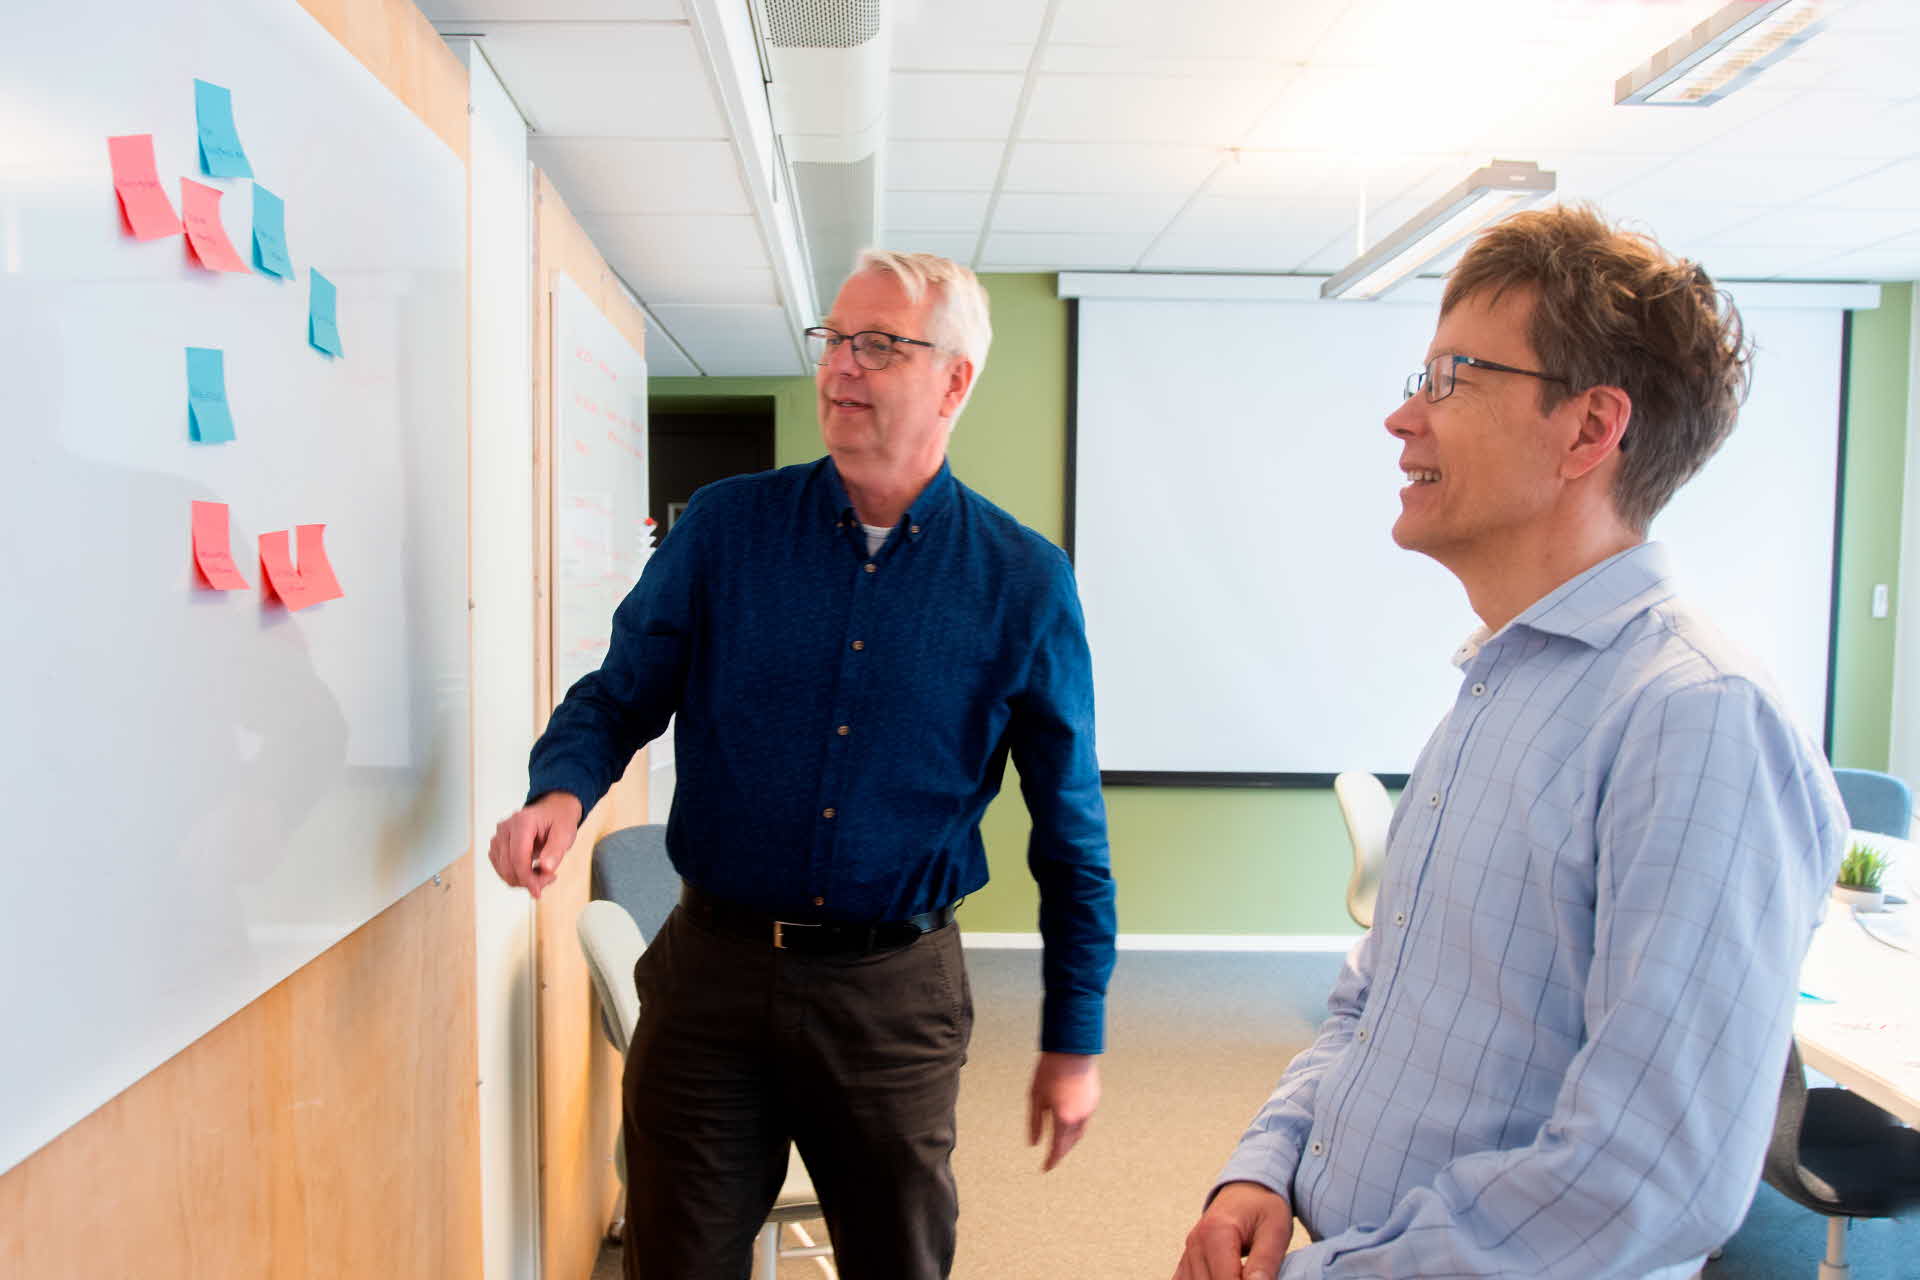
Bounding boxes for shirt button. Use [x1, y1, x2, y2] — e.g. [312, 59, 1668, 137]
[1394, 911, 1408, 927]
[813, 896, 825, 907]
[1355, 1027, 1369, 1042]
[1428, 792, 1440, 807]
[837, 724, 849, 736]
[910, 525, 920, 535]
[822, 807, 836, 819]
[850, 640, 864, 651]
[1309, 1140, 1325, 1157]
[1471, 682, 1487, 697]
[864, 562, 876, 574]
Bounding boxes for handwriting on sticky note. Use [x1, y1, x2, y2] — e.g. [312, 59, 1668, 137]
[180, 179, 251, 274]
[308, 269, 342, 356]
[190, 500, 249, 590]
[185, 347, 237, 444]
[107, 135, 182, 241]
[250, 184, 293, 279]
[193, 79, 253, 179]
[258, 530, 315, 610]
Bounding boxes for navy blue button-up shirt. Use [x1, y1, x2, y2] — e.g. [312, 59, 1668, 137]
[528, 456, 1116, 1054]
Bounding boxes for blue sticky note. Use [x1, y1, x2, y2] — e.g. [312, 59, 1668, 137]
[251, 184, 293, 279]
[308, 269, 342, 357]
[186, 347, 237, 444]
[194, 79, 253, 179]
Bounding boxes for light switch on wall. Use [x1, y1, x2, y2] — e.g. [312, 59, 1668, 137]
[1872, 583, 1890, 618]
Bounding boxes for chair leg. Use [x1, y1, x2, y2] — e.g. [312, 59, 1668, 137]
[1817, 1216, 1850, 1280]
[752, 1222, 779, 1280]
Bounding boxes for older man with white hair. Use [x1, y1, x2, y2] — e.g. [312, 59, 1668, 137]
[490, 251, 1117, 1280]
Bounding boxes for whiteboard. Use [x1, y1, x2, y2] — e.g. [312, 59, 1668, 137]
[551, 273, 652, 701]
[1071, 291, 1840, 779]
[0, 0, 468, 1174]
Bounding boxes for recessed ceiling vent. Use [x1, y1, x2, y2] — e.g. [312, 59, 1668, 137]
[757, 0, 890, 308]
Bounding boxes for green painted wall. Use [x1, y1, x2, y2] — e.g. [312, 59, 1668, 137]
[651, 274, 1913, 935]
[1829, 283, 1912, 771]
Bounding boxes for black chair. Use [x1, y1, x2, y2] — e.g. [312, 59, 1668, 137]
[1761, 1041, 1920, 1278]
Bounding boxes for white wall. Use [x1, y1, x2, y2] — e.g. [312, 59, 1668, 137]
[1889, 287, 1920, 799]
[453, 38, 541, 1280]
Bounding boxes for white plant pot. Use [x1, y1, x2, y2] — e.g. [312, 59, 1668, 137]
[1832, 883, 1885, 912]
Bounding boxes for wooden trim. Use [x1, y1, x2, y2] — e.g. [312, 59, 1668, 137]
[531, 167, 652, 1280]
[296, 0, 469, 160]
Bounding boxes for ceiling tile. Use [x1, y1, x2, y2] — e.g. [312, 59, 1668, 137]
[1002, 142, 1224, 194]
[616, 261, 777, 307]
[1800, 247, 1920, 282]
[531, 138, 748, 215]
[890, 40, 1033, 74]
[1141, 229, 1332, 273]
[890, 72, 1025, 140]
[886, 140, 1005, 190]
[424, 1, 684, 19]
[1674, 245, 1827, 280]
[644, 332, 702, 377]
[1707, 92, 1920, 158]
[1608, 151, 1896, 210]
[460, 23, 723, 137]
[890, 0, 1047, 51]
[979, 232, 1155, 269]
[992, 191, 1189, 235]
[1049, 0, 1346, 61]
[1711, 206, 1920, 249]
[1809, 156, 1920, 211]
[1021, 74, 1280, 144]
[885, 190, 992, 230]
[649, 304, 807, 376]
[578, 213, 768, 270]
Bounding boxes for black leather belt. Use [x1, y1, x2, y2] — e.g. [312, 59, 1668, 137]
[678, 882, 956, 955]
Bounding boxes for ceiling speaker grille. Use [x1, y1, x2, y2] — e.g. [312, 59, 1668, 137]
[764, 0, 881, 49]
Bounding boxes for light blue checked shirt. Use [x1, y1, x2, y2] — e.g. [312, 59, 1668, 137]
[1217, 543, 1846, 1278]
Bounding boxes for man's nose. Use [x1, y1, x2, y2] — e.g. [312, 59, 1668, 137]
[824, 338, 864, 377]
[1385, 396, 1422, 438]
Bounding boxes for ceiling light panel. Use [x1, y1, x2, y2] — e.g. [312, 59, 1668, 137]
[1616, 0, 1826, 107]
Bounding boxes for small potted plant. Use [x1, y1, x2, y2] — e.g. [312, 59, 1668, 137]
[1834, 842, 1891, 912]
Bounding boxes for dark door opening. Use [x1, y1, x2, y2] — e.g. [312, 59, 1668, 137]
[648, 396, 777, 532]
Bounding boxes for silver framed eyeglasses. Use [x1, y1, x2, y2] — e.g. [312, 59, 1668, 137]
[1404, 353, 1569, 403]
[804, 326, 936, 371]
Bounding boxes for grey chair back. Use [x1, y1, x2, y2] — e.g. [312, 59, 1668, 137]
[1831, 768, 1912, 838]
[592, 824, 679, 942]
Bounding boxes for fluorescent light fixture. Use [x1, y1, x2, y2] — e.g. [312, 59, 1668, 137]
[1320, 160, 1555, 302]
[1616, 0, 1825, 108]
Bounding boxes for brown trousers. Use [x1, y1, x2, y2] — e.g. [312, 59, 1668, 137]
[621, 904, 974, 1280]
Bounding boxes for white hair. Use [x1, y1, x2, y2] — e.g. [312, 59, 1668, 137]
[851, 249, 992, 414]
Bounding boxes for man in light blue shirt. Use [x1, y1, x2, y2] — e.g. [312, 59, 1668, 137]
[1174, 205, 1847, 1279]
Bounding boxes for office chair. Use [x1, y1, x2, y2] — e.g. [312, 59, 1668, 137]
[578, 893, 836, 1279]
[1761, 1040, 1920, 1279]
[1333, 772, 1392, 929]
[1831, 768, 1913, 839]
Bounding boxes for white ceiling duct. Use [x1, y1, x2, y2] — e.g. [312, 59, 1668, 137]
[757, 0, 890, 309]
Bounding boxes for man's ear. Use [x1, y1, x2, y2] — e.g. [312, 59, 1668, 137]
[1562, 384, 1632, 481]
[940, 356, 976, 420]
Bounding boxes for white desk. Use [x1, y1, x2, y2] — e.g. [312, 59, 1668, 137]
[1794, 830, 1920, 1125]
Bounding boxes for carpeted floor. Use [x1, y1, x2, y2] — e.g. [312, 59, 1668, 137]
[594, 948, 1918, 1279]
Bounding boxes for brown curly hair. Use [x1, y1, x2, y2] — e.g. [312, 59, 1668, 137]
[1443, 204, 1751, 533]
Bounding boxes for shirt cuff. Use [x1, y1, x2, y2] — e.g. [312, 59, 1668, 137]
[525, 765, 603, 821]
[1040, 993, 1106, 1056]
[1213, 1135, 1299, 1210]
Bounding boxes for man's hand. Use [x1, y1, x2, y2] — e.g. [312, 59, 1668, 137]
[486, 791, 584, 899]
[1173, 1181, 1293, 1280]
[1027, 1051, 1100, 1171]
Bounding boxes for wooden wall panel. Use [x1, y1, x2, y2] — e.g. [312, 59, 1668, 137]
[0, 860, 481, 1280]
[531, 167, 653, 1280]
[0, 5, 479, 1278]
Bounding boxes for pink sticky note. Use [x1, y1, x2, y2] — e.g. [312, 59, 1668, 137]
[259, 529, 316, 609]
[107, 135, 182, 240]
[294, 523, 344, 605]
[180, 178, 251, 274]
[190, 500, 249, 590]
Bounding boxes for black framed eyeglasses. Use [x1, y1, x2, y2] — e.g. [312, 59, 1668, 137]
[1404, 353, 1569, 403]
[804, 326, 936, 372]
